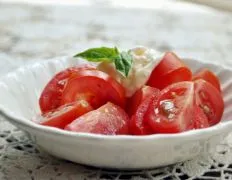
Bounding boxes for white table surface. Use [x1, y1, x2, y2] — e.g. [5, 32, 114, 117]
[0, 0, 232, 179]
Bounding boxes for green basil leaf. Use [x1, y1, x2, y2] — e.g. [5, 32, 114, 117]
[74, 46, 133, 77]
[114, 51, 133, 77]
[73, 47, 119, 62]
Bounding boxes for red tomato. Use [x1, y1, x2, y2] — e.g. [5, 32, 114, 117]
[39, 65, 95, 113]
[34, 100, 93, 129]
[147, 52, 192, 89]
[145, 81, 195, 133]
[194, 105, 209, 129]
[193, 68, 221, 92]
[127, 86, 160, 117]
[129, 92, 160, 135]
[194, 79, 224, 126]
[61, 70, 125, 109]
[65, 102, 129, 135]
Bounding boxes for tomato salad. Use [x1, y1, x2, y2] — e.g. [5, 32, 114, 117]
[34, 47, 224, 135]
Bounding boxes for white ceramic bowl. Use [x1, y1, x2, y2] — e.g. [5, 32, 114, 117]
[0, 57, 232, 170]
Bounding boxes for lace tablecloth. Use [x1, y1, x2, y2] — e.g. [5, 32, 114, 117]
[1, 1, 232, 179]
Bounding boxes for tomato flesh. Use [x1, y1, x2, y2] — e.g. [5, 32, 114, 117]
[39, 65, 95, 113]
[127, 86, 160, 117]
[61, 70, 125, 109]
[34, 100, 93, 129]
[145, 81, 195, 133]
[147, 52, 192, 89]
[194, 105, 209, 129]
[194, 79, 224, 126]
[65, 102, 129, 135]
[129, 92, 160, 135]
[193, 68, 221, 92]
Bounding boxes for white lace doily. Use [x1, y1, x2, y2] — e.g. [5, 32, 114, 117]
[1, 0, 232, 179]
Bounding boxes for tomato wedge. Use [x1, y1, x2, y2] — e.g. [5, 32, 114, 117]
[34, 100, 93, 129]
[127, 86, 160, 117]
[147, 52, 192, 90]
[129, 92, 160, 135]
[193, 68, 221, 92]
[65, 102, 129, 135]
[194, 79, 224, 126]
[61, 70, 125, 109]
[39, 65, 95, 113]
[145, 81, 195, 133]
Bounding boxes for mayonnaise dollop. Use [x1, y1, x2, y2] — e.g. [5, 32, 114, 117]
[97, 46, 162, 97]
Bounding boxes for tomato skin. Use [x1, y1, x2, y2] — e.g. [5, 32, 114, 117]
[194, 105, 209, 129]
[145, 81, 195, 134]
[129, 93, 160, 135]
[61, 70, 126, 109]
[192, 68, 221, 92]
[65, 102, 129, 135]
[127, 86, 160, 117]
[39, 65, 95, 113]
[34, 101, 93, 129]
[147, 52, 192, 90]
[194, 79, 224, 126]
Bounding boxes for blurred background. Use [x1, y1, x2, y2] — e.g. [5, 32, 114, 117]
[0, 0, 232, 75]
[1, 0, 232, 11]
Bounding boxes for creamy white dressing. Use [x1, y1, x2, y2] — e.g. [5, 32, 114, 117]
[97, 46, 163, 97]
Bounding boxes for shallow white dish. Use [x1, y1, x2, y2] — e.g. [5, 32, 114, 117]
[0, 56, 232, 170]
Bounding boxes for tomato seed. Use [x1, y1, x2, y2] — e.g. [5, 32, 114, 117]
[154, 108, 159, 114]
[171, 92, 177, 98]
[200, 104, 211, 115]
[104, 108, 109, 113]
[199, 91, 208, 100]
[168, 113, 175, 119]
[58, 79, 67, 87]
[79, 100, 89, 107]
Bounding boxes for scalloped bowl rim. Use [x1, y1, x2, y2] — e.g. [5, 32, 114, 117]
[0, 56, 231, 143]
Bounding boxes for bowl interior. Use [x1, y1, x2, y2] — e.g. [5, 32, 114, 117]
[0, 57, 232, 125]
